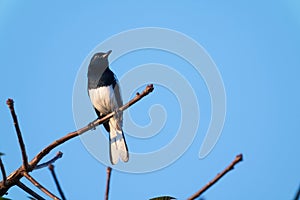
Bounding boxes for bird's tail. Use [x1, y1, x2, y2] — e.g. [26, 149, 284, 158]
[109, 128, 129, 165]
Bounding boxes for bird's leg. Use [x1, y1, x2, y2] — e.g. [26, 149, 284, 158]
[88, 122, 97, 130]
[98, 114, 106, 119]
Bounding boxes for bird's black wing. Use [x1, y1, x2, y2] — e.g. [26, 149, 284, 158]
[113, 81, 123, 108]
[113, 81, 123, 129]
[94, 107, 110, 132]
[94, 107, 101, 118]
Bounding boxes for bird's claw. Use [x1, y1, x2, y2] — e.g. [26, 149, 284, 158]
[88, 122, 96, 130]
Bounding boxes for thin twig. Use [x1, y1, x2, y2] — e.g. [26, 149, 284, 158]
[0, 157, 7, 185]
[0, 84, 154, 196]
[48, 164, 66, 200]
[16, 181, 45, 200]
[294, 184, 300, 200]
[188, 154, 243, 200]
[35, 151, 63, 170]
[6, 99, 29, 170]
[23, 172, 60, 200]
[105, 167, 112, 200]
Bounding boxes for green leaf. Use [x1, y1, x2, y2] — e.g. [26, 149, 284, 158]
[0, 152, 5, 156]
[149, 196, 176, 200]
[0, 197, 12, 200]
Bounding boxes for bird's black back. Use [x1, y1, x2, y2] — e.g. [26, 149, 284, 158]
[97, 68, 117, 87]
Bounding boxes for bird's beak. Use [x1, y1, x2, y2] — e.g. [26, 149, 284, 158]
[102, 50, 112, 58]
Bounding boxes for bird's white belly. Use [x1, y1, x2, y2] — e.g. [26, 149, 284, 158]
[88, 86, 117, 115]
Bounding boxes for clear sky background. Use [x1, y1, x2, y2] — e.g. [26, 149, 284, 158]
[1, 1, 300, 200]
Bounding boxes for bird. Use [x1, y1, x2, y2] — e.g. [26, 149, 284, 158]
[87, 50, 129, 164]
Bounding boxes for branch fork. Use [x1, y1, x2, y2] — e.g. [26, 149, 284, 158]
[0, 84, 154, 199]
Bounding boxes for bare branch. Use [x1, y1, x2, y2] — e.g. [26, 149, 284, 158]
[0, 157, 7, 185]
[48, 164, 66, 200]
[35, 152, 63, 170]
[0, 84, 154, 196]
[293, 184, 300, 200]
[188, 154, 243, 200]
[16, 181, 45, 200]
[29, 84, 154, 169]
[23, 172, 60, 200]
[105, 167, 112, 200]
[6, 99, 29, 170]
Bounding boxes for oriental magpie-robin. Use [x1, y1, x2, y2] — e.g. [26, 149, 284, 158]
[87, 50, 129, 164]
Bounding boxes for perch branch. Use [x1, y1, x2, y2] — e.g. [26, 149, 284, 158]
[29, 84, 154, 168]
[105, 167, 112, 200]
[188, 154, 243, 200]
[0, 157, 7, 185]
[6, 99, 29, 170]
[23, 172, 60, 200]
[0, 84, 154, 196]
[35, 151, 63, 170]
[48, 164, 66, 200]
[16, 181, 45, 200]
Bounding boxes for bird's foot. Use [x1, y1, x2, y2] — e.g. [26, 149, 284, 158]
[88, 122, 96, 130]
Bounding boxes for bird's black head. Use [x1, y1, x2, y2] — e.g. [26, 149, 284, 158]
[89, 50, 112, 69]
[88, 50, 114, 89]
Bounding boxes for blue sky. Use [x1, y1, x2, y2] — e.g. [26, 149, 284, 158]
[1, 1, 300, 199]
